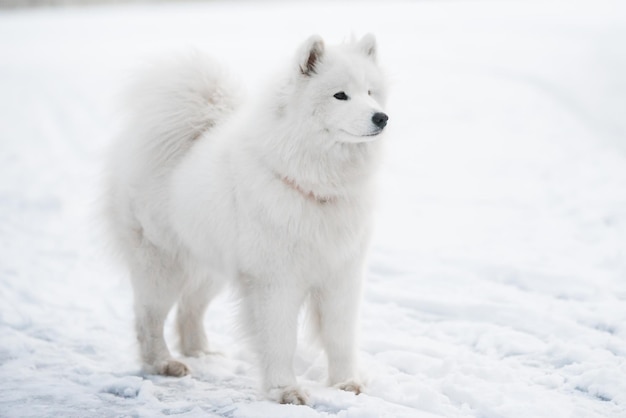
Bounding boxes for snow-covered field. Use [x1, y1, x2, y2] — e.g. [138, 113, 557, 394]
[1, 1, 626, 417]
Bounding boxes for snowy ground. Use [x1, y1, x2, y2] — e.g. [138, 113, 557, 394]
[1, 1, 626, 417]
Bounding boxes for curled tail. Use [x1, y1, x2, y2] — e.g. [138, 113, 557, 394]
[121, 51, 242, 166]
[105, 51, 241, 261]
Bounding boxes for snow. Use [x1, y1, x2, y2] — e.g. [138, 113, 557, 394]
[1, 0, 626, 417]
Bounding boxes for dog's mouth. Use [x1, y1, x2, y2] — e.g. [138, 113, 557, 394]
[341, 128, 384, 139]
[363, 129, 383, 137]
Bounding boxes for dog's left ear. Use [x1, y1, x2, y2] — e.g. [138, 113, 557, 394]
[297, 35, 325, 76]
[358, 33, 377, 62]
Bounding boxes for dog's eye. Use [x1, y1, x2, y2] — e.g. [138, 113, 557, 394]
[368, 90, 372, 96]
[333, 91, 349, 100]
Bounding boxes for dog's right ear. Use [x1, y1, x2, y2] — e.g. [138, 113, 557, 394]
[297, 35, 325, 76]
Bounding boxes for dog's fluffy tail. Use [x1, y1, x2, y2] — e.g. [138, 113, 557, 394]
[103, 52, 241, 262]
[121, 51, 242, 166]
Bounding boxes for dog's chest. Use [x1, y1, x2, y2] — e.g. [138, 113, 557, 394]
[237, 195, 371, 280]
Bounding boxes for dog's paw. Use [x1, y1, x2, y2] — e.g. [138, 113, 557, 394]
[268, 385, 309, 405]
[335, 379, 363, 395]
[153, 359, 190, 377]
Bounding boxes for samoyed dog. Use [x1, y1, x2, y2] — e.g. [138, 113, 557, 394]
[106, 34, 389, 404]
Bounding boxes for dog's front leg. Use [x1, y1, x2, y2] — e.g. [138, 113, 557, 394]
[315, 274, 364, 394]
[242, 279, 309, 405]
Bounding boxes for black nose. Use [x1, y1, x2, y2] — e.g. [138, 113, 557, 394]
[372, 112, 388, 129]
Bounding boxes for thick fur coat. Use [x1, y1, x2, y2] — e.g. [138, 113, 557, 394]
[105, 34, 389, 404]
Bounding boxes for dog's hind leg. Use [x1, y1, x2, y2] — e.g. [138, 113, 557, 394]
[177, 277, 223, 357]
[129, 241, 189, 377]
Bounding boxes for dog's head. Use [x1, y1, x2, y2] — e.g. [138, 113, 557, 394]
[288, 34, 389, 144]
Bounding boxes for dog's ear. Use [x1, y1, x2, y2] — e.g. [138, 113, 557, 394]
[358, 33, 377, 62]
[297, 35, 325, 76]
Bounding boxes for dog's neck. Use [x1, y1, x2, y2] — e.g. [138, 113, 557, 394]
[280, 176, 336, 205]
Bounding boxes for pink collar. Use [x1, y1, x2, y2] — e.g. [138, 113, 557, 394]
[281, 176, 335, 204]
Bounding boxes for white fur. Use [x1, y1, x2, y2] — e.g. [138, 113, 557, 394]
[105, 35, 388, 404]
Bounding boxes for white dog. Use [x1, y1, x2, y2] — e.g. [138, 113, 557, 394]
[105, 34, 389, 404]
